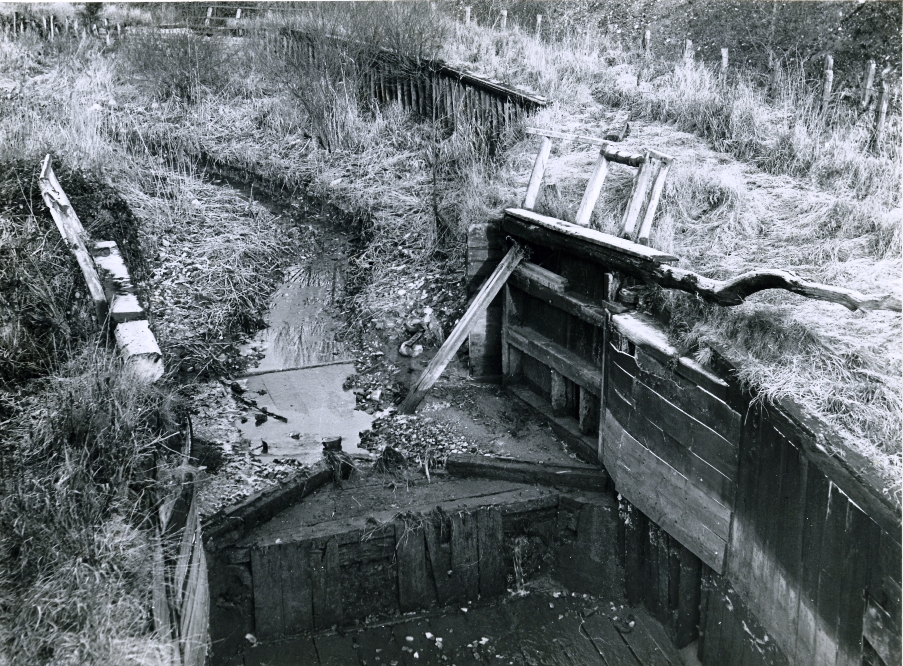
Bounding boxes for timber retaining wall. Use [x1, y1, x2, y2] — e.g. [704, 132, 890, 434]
[465, 210, 902, 666]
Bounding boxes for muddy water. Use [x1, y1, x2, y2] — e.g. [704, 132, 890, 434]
[207, 170, 373, 465]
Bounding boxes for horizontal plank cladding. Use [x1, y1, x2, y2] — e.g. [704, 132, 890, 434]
[502, 208, 678, 274]
[510, 262, 627, 328]
[506, 324, 604, 396]
[603, 410, 728, 573]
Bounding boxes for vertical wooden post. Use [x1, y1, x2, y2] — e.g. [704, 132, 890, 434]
[862, 60, 876, 108]
[684, 39, 693, 61]
[523, 136, 552, 209]
[12, 12, 16, 36]
[50, 15, 55, 40]
[874, 81, 889, 146]
[536, 14, 542, 37]
[205, 7, 212, 27]
[550, 370, 567, 415]
[720, 48, 728, 72]
[821, 54, 834, 109]
[499, 10, 507, 30]
[575, 149, 610, 226]
[643, 29, 651, 57]
[117, 23, 121, 38]
[464, 6, 470, 26]
[41, 15, 47, 36]
[235, 8, 242, 20]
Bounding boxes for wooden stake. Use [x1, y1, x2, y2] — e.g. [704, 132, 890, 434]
[619, 152, 652, 239]
[720, 48, 728, 72]
[205, 7, 212, 27]
[637, 159, 673, 246]
[536, 14, 542, 36]
[684, 39, 693, 61]
[500, 10, 507, 30]
[235, 8, 242, 20]
[574, 149, 610, 226]
[399, 244, 526, 413]
[874, 81, 889, 145]
[464, 6, 470, 26]
[523, 136, 552, 209]
[643, 29, 651, 57]
[862, 59, 876, 107]
[50, 15, 54, 40]
[822, 55, 834, 108]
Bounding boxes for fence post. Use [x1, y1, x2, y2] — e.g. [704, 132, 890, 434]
[12, 11, 15, 36]
[41, 15, 47, 35]
[50, 15, 55, 40]
[683, 39, 693, 61]
[861, 59, 876, 108]
[205, 7, 212, 27]
[235, 8, 241, 20]
[643, 28, 651, 57]
[117, 23, 121, 38]
[500, 9, 507, 30]
[536, 14, 542, 37]
[720, 47, 728, 72]
[822, 54, 834, 109]
[464, 6, 470, 26]
[874, 81, 888, 146]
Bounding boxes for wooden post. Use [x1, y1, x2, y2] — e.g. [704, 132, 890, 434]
[117, 23, 121, 38]
[822, 54, 834, 109]
[536, 14, 542, 37]
[500, 10, 507, 30]
[643, 29, 651, 57]
[400, 245, 526, 414]
[874, 81, 889, 145]
[550, 369, 567, 415]
[684, 39, 693, 61]
[862, 60, 876, 108]
[205, 7, 212, 27]
[235, 8, 242, 19]
[464, 6, 470, 26]
[12, 12, 16, 36]
[50, 15, 55, 40]
[523, 136, 552, 209]
[619, 152, 652, 239]
[574, 149, 610, 226]
[720, 48, 728, 72]
[637, 158, 673, 246]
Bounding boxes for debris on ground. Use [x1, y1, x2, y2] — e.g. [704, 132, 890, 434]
[360, 413, 484, 470]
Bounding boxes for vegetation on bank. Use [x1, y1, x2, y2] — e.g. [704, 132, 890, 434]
[0, 2, 899, 663]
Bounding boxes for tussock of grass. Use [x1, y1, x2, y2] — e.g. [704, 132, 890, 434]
[0, 353, 181, 665]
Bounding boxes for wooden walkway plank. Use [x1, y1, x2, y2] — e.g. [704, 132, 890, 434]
[400, 244, 525, 413]
[581, 612, 642, 666]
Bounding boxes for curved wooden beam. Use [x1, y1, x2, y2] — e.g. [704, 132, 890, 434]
[656, 266, 902, 312]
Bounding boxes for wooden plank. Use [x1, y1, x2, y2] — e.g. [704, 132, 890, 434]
[619, 155, 653, 239]
[251, 542, 313, 639]
[578, 386, 597, 434]
[504, 208, 678, 267]
[423, 514, 456, 605]
[550, 368, 567, 414]
[625, 408, 736, 509]
[637, 160, 672, 245]
[510, 264, 625, 329]
[863, 596, 902, 666]
[311, 538, 341, 631]
[631, 380, 738, 481]
[251, 546, 282, 639]
[795, 467, 830, 664]
[814, 483, 847, 666]
[574, 151, 609, 226]
[450, 511, 479, 601]
[834, 504, 873, 666]
[582, 612, 642, 666]
[395, 519, 431, 612]
[634, 349, 741, 443]
[624, 500, 647, 606]
[445, 454, 606, 490]
[315, 633, 361, 666]
[476, 506, 506, 598]
[523, 136, 552, 209]
[622, 608, 685, 666]
[609, 411, 729, 572]
[675, 545, 702, 648]
[400, 243, 524, 413]
[506, 325, 604, 396]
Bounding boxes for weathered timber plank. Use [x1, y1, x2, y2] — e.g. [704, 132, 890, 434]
[523, 136, 552, 209]
[423, 515, 456, 606]
[834, 504, 873, 666]
[608, 357, 635, 409]
[624, 500, 647, 606]
[315, 633, 361, 666]
[395, 520, 432, 612]
[622, 608, 685, 666]
[506, 325, 604, 396]
[506, 383, 599, 463]
[513, 261, 568, 292]
[444, 454, 606, 490]
[311, 538, 342, 630]
[575, 150, 610, 226]
[251, 542, 313, 639]
[400, 244, 524, 413]
[608, 411, 729, 572]
[582, 612, 642, 666]
[626, 408, 737, 510]
[476, 507, 506, 599]
[631, 380, 738, 481]
[450, 511, 479, 600]
[609, 341, 639, 377]
[250, 546, 282, 640]
[516, 287, 569, 349]
[634, 349, 741, 444]
[863, 595, 902, 666]
[675, 545, 702, 649]
[795, 465, 830, 664]
[503, 208, 678, 269]
[814, 483, 847, 666]
[550, 368, 567, 414]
